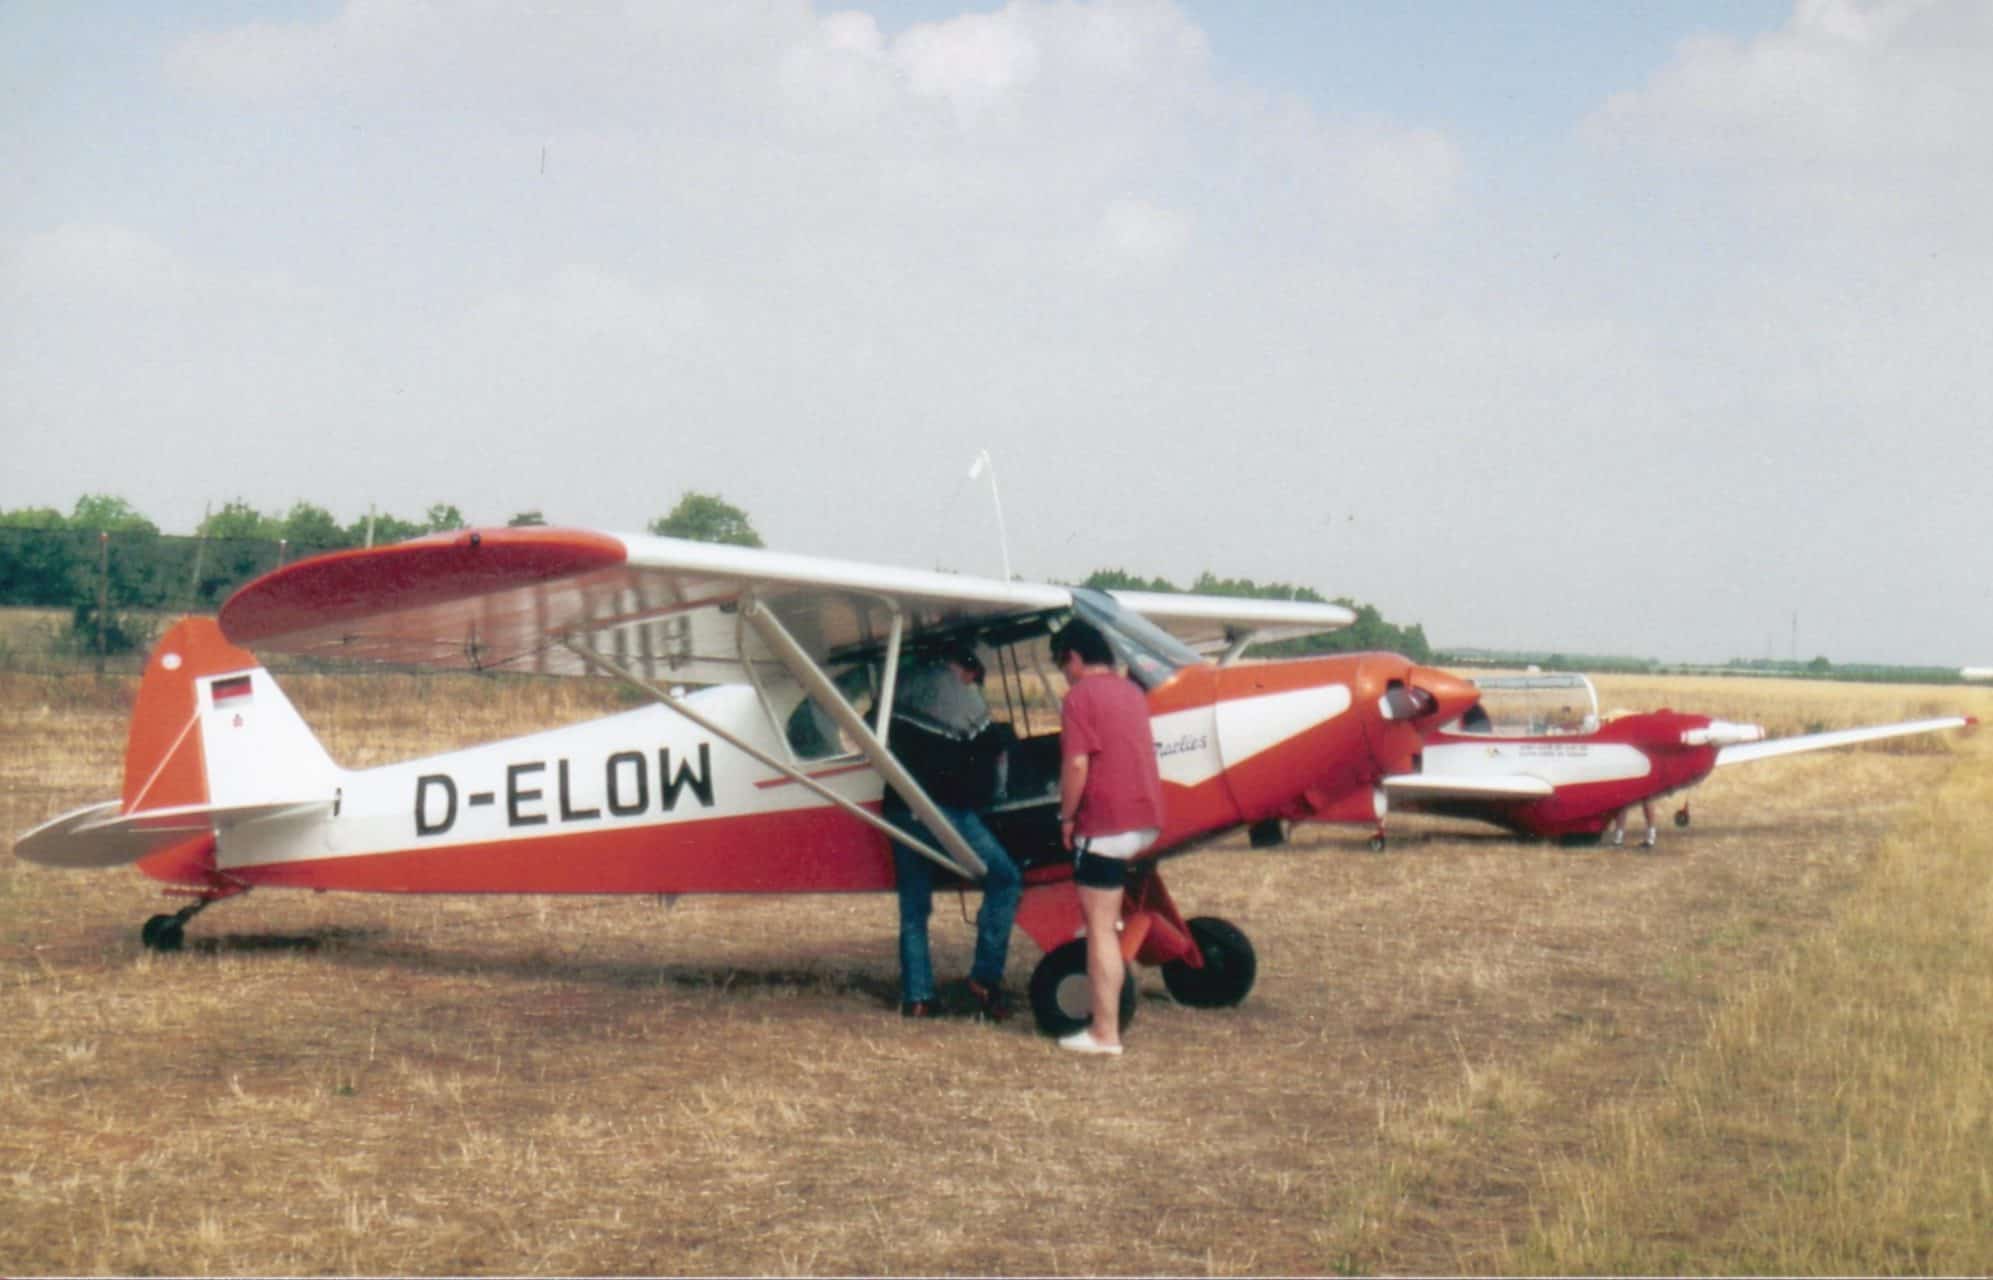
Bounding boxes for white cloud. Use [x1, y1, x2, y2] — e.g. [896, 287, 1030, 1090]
[1584, 0, 1993, 232]
[893, 9, 1042, 118]
[1096, 197, 1190, 271]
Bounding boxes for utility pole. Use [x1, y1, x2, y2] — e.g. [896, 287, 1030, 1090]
[95, 531, 109, 676]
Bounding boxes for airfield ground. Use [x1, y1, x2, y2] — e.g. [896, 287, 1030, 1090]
[2, 670, 1988, 1274]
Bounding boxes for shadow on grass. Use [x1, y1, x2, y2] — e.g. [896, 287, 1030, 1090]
[157, 921, 910, 1011]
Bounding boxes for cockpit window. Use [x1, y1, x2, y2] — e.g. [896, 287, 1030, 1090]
[1069, 587, 1201, 691]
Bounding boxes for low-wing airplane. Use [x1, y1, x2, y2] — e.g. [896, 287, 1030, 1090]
[15, 527, 1477, 1035]
[1372, 672, 1975, 845]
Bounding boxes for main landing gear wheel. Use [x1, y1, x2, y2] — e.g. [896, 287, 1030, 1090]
[1675, 807, 1692, 828]
[1028, 938, 1137, 1038]
[1160, 917, 1257, 1008]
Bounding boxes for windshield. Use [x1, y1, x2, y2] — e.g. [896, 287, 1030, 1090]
[1446, 672, 1599, 736]
[1070, 587, 1202, 690]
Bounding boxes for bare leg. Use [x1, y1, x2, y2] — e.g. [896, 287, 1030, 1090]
[1078, 883, 1125, 1048]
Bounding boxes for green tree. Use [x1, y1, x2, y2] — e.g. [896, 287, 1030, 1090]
[423, 503, 467, 533]
[191, 501, 284, 608]
[0, 506, 84, 606]
[279, 501, 353, 552]
[1189, 571, 1329, 604]
[0, 506, 67, 530]
[71, 494, 172, 612]
[507, 509, 548, 527]
[343, 511, 427, 546]
[68, 494, 158, 534]
[1083, 568, 1181, 593]
[648, 492, 763, 547]
[199, 500, 281, 541]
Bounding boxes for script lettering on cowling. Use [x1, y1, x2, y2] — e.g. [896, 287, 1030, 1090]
[412, 744, 715, 837]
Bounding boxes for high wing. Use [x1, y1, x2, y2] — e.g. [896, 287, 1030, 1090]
[218, 528, 1353, 680]
[1382, 773, 1555, 801]
[1714, 716, 1976, 767]
[217, 527, 1354, 881]
[1107, 590, 1356, 661]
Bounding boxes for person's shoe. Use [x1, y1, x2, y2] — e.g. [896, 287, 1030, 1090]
[1606, 827, 1624, 847]
[1642, 828, 1658, 849]
[900, 999, 941, 1018]
[1057, 1028, 1122, 1056]
[966, 979, 1011, 1023]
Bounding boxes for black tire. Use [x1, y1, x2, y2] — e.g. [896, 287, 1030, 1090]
[1674, 808, 1691, 828]
[141, 914, 184, 952]
[1248, 819, 1287, 849]
[1160, 917, 1257, 1008]
[1028, 938, 1136, 1037]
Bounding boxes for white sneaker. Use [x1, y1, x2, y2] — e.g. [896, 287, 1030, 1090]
[1606, 827, 1624, 847]
[1642, 828, 1657, 848]
[1057, 1028, 1123, 1056]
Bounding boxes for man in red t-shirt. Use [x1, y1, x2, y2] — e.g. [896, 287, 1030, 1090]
[1051, 618, 1164, 1056]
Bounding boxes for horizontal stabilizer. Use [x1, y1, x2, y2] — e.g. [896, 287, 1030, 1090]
[1715, 716, 1975, 767]
[1383, 773, 1556, 800]
[15, 797, 333, 869]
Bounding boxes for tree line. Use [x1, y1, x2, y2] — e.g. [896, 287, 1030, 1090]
[2, 491, 1425, 661]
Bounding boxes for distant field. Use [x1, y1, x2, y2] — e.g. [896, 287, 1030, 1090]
[2, 669, 1987, 1274]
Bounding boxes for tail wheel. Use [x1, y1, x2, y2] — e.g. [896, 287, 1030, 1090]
[1675, 807, 1691, 828]
[1028, 938, 1137, 1038]
[1160, 917, 1257, 1008]
[140, 914, 185, 952]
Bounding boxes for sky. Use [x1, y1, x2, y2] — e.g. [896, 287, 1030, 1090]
[2, 0, 1987, 667]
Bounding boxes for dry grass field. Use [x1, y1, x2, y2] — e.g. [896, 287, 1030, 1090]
[2, 668, 1988, 1275]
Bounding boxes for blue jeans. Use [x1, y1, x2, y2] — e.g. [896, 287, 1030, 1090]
[887, 802, 1022, 1003]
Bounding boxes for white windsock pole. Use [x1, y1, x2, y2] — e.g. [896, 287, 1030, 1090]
[968, 449, 1012, 582]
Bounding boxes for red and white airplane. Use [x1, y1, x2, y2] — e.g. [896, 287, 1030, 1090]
[15, 527, 1477, 1034]
[1375, 673, 1975, 845]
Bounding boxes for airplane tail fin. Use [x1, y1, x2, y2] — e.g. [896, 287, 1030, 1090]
[16, 618, 340, 872]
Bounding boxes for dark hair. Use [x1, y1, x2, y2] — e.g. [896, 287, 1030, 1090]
[944, 643, 985, 683]
[1050, 618, 1113, 667]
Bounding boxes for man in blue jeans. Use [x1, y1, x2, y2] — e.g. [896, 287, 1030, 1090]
[884, 647, 1021, 1021]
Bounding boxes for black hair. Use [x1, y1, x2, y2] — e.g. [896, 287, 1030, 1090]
[1050, 618, 1113, 667]
[949, 645, 985, 682]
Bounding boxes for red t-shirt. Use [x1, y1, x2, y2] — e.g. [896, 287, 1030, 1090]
[1061, 672, 1165, 838]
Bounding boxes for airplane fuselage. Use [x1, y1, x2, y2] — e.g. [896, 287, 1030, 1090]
[138, 650, 1474, 897]
[1413, 711, 1724, 838]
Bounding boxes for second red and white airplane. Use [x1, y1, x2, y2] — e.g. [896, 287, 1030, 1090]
[1374, 673, 1975, 846]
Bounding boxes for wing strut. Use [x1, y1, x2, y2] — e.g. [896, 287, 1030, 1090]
[559, 638, 973, 879]
[739, 595, 990, 879]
